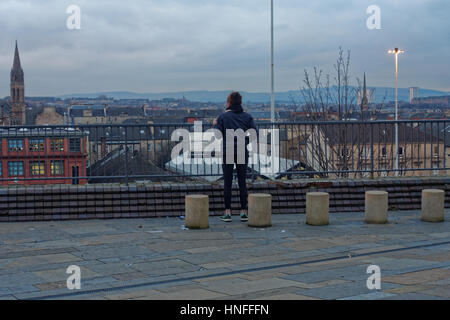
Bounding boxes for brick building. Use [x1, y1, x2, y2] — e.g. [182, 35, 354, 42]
[0, 128, 88, 185]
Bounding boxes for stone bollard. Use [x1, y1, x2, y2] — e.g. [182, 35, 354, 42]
[185, 195, 209, 229]
[365, 191, 388, 224]
[248, 194, 272, 228]
[421, 189, 445, 223]
[306, 192, 329, 226]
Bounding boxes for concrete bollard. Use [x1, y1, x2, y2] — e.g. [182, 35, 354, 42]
[421, 189, 445, 223]
[248, 194, 272, 228]
[306, 192, 329, 226]
[185, 195, 209, 229]
[365, 191, 388, 224]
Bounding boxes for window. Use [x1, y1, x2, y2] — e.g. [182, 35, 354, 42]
[0, 162, 2, 176]
[434, 146, 439, 157]
[8, 139, 24, 152]
[339, 148, 350, 158]
[8, 161, 24, 176]
[29, 139, 45, 151]
[69, 138, 81, 152]
[433, 164, 439, 176]
[398, 147, 404, 156]
[50, 161, 64, 175]
[363, 147, 371, 159]
[380, 165, 388, 177]
[381, 147, 387, 157]
[30, 161, 45, 176]
[50, 139, 64, 151]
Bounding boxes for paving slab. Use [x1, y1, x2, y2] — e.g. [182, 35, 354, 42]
[0, 210, 448, 300]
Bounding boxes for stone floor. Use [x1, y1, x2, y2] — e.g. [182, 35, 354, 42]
[0, 210, 449, 300]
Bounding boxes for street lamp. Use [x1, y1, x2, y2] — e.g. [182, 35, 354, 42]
[388, 48, 405, 177]
[269, 0, 276, 174]
[270, 0, 275, 124]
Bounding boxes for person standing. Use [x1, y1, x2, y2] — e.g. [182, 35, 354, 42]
[214, 92, 257, 222]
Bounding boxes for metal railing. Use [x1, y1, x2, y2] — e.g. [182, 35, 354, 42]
[0, 120, 448, 185]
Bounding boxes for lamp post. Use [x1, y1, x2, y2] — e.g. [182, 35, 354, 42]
[270, 0, 276, 174]
[388, 48, 404, 177]
[270, 0, 274, 124]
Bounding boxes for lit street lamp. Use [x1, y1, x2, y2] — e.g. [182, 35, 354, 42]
[388, 48, 405, 177]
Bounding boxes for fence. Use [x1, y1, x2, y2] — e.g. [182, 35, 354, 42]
[0, 120, 448, 185]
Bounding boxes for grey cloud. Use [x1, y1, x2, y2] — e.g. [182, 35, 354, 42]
[0, 0, 448, 96]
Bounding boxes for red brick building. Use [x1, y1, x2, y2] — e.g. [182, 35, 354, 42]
[0, 128, 88, 185]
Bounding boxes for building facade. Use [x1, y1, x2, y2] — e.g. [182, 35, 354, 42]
[0, 128, 88, 185]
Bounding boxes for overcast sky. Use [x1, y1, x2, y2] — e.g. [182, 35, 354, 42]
[0, 0, 449, 97]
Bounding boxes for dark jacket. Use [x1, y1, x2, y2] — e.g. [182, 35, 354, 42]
[214, 105, 257, 161]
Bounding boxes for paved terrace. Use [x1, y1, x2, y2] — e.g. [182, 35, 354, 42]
[0, 210, 449, 300]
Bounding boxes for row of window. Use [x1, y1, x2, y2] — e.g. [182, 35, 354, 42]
[336, 146, 440, 158]
[0, 161, 64, 177]
[0, 138, 81, 152]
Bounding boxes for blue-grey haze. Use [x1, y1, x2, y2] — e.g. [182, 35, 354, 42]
[58, 87, 449, 104]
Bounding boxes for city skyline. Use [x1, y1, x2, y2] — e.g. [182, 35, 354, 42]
[0, 0, 449, 97]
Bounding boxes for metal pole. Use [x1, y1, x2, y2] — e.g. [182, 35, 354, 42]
[270, 0, 276, 175]
[270, 0, 275, 123]
[395, 53, 399, 177]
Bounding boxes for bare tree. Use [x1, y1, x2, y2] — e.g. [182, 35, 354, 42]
[295, 48, 366, 178]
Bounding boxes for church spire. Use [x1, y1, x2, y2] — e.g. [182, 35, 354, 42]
[13, 40, 21, 70]
[360, 73, 369, 117]
[10, 40, 26, 125]
[363, 73, 367, 97]
[11, 40, 24, 83]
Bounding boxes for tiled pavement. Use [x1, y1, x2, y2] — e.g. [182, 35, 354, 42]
[0, 210, 449, 300]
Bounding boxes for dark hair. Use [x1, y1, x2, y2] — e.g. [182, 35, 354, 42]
[227, 91, 242, 106]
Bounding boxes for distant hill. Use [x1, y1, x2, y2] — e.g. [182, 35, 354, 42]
[58, 87, 450, 104]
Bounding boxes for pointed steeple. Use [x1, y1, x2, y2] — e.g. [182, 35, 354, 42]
[10, 40, 26, 125]
[363, 73, 367, 96]
[361, 73, 369, 110]
[13, 40, 21, 70]
[11, 40, 24, 83]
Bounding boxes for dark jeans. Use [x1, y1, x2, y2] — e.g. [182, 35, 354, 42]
[222, 163, 248, 211]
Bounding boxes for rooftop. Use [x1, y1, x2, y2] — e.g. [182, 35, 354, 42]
[0, 127, 88, 138]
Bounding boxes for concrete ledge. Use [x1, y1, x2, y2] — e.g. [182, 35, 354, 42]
[0, 177, 448, 222]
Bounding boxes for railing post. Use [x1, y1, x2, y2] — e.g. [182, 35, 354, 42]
[444, 121, 447, 172]
[124, 126, 129, 186]
[370, 124, 374, 179]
